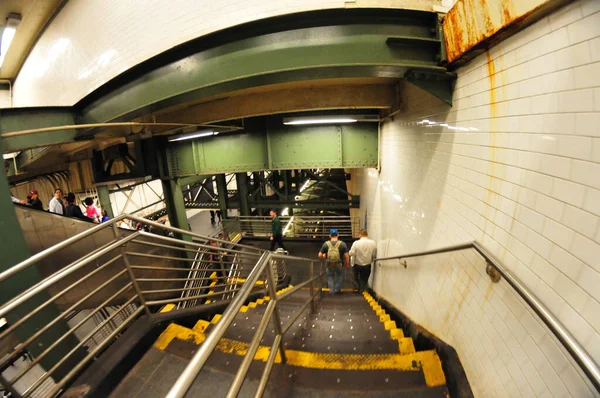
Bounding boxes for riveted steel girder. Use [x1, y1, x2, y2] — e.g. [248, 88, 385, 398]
[166, 122, 378, 176]
[78, 11, 444, 128]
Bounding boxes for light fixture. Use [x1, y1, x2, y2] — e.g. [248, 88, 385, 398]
[282, 216, 294, 235]
[284, 116, 358, 125]
[0, 13, 21, 69]
[168, 131, 216, 142]
[299, 179, 312, 193]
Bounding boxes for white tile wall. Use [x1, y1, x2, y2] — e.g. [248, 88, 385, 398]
[0, 88, 10, 108]
[359, 1, 600, 396]
[10, 0, 440, 108]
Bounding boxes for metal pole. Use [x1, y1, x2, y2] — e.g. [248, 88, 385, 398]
[226, 300, 277, 398]
[265, 262, 287, 364]
[216, 174, 228, 220]
[254, 334, 282, 398]
[166, 252, 271, 398]
[310, 260, 315, 313]
[121, 247, 152, 317]
[97, 185, 114, 218]
[0, 374, 21, 398]
[473, 242, 600, 392]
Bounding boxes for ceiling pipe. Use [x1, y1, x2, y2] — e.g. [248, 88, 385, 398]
[0, 122, 242, 138]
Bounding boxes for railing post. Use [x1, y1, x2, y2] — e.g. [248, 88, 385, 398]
[120, 243, 152, 317]
[0, 374, 21, 398]
[265, 256, 287, 364]
[309, 260, 315, 313]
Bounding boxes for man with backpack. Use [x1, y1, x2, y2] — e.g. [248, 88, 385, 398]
[318, 229, 350, 294]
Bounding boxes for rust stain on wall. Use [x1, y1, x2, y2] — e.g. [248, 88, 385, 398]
[443, 0, 571, 66]
[486, 51, 497, 114]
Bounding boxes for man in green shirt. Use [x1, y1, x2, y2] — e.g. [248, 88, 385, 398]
[269, 209, 286, 251]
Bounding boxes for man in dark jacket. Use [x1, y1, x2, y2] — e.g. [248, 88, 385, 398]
[27, 190, 43, 211]
[269, 209, 286, 251]
[65, 192, 91, 222]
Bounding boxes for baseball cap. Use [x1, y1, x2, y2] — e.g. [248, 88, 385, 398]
[30, 189, 38, 195]
[330, 229, 338, 236]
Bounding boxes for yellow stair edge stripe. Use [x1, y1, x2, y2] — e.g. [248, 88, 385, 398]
[154, 326, 445, 387]
[159, 303, 176, 313]
[363, 292, 417, 355]
[155, 323, 206, 350]
[240, 285, 292, 312]
[399, 337, 416, 354]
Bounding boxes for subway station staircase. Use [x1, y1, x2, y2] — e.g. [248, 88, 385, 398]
[0, 211, 453, 398]
[112, 286, 448, 397]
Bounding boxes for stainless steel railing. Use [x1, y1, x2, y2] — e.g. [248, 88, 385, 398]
[166, 252, 324, 398]
[227, 215, 360, 239]
[373, 241, 600, 393]
[0, 214, 271, 397]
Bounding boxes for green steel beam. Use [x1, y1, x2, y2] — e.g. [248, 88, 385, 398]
[78, 11, 443, 128]
[166, 121, 378, 176]
[177, 174, 211, 187]
[1, 10, 447, 162]
[0, 138, 83, 379]
[97, 185, 114, 218]
[404, 69, 456, 106]
[215, 174, 228, 219]
[0, 107, 78, 153]
[236, 172, 250, 216]
[184, 199, 358, 210]
[161, 179, 191, 242]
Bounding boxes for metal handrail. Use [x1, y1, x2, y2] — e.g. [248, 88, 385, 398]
[373, 241, 600, 393]
[0, 212, 271, 397]
[166, 253, 324, 398]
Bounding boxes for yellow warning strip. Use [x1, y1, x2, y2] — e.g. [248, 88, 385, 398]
[159, 303, 176, 313]
[154, 323, 206, 350]
[362, 292, 416, 355]
[154, 327, 445, 387]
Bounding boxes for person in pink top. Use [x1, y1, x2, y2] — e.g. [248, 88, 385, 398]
[84, 197, 100, 223]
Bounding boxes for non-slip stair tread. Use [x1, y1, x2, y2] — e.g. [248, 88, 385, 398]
[164, 340, 434, 395]
[285, 334, 397, 354]
[109, 347, 187, 398]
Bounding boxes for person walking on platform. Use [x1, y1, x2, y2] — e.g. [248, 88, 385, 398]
[318, 229, 349, 294]
[27, 190, 43, 211]
[49, 188, 65, 215]
[349, 229, 377, 293]
[269, 209, 286, 252]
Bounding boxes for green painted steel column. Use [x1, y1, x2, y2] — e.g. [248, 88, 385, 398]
[0, 139, 83, 380]
[161, 179, 191, 242]
[216, 174, 228, 219]
[235, 172, 250, 216]
[97, 185, 114, 218]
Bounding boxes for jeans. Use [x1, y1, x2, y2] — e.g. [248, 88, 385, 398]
[352, 264, 371, 292]
[326, 267, 344, 293]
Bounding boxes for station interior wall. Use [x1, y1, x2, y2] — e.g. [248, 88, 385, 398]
[358, 1, 600, 396]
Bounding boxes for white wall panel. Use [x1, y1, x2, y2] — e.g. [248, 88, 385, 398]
[360, 1, 600, 396]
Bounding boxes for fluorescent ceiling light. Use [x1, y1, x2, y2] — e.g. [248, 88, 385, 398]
[283, 117, 358, 125]
[0, 27, 16, 69]
[168, 131, 215, 142]
[0, 13, 21, 69]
